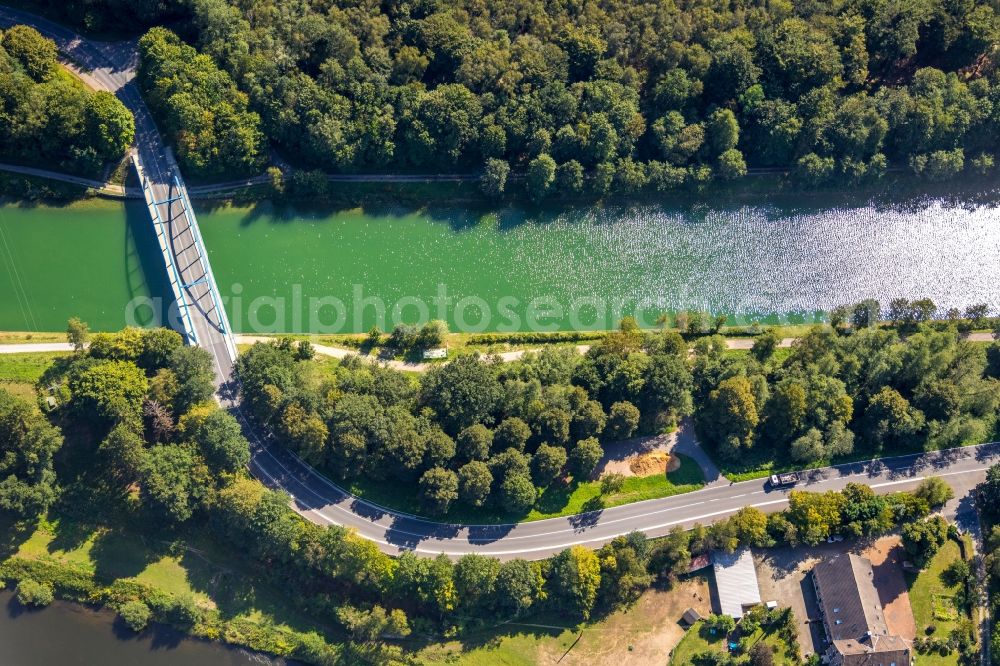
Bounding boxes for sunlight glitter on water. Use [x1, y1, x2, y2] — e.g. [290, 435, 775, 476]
[192, 194, 1000, 332]
[494, 199, 1000, 320]
[5, 193, 993, 333]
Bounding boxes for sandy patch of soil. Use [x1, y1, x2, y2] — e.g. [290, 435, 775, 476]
[628, 451, 680, 476]
[598, 432, 677, 478]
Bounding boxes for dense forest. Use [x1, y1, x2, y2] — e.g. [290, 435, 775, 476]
[0, 26, 134, 175]
[0, 320, 962, 663]
[232, 306, 1000, 521]
[696, 315, 1000, 466]
[34, 0, 1000, 191]
[236, 326, 692, 518]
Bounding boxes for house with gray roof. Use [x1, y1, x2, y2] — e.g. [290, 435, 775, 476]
[712, 548, 761, 619]
[812, 554, 911, 666]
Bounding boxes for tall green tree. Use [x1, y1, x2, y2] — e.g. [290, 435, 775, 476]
[0, 389, 62, 518]
[548, 546, 601, 619]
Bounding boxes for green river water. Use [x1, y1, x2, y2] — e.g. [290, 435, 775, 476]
[1, 192, 999, 333]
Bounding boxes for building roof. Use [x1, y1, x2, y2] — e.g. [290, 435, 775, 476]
[813, 554, 911, 665]
[834, 640, 910, 666]
[813, 553, 890, 641]
[682, 607, 703, 625]
[687, 553, 711, 573]
[712, 548, 761, 618]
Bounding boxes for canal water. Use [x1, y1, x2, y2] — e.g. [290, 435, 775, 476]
[0, 591, 286, 665]
[1, 189, 999, 333]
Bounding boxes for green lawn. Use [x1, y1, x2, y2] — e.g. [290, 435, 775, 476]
[0, 382, 38, 403]
[0, 351, 68, 383]
[348, 453, 705, 524]
[669, 620, 727, 664]
[14, 516, 215, 604]
[418, 619, 575, 666]
[0, 351, 68, 407]
[907, 538, 972, 666]
[417, 581, 711, 666]
[669, 620, 798, 665]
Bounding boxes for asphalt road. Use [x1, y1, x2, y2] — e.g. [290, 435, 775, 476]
[4, 5, 996, 562]
[246, 438, 1000, 560]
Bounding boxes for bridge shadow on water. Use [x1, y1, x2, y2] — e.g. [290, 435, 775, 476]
[124, 197, 175, 326]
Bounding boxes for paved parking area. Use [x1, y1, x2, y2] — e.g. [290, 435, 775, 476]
[753, 535, 918, 657]
[754, 541, 853, 657]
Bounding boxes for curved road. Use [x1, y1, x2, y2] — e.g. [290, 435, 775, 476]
[3, 5, 996, 561]
[246, 436, 1000, 560]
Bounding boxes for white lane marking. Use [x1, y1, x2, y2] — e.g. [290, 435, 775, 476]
[254, 438, 993, 556]
[250, 431, 1000, 549]
[868, 467, 987, 488]
[361, 466, 996, 556]
[316, 500, 798, 557]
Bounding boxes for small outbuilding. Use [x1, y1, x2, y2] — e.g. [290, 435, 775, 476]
[687, 553, 711, 574]
[712, 548, 762, 619]
[682, 608, 703, 626]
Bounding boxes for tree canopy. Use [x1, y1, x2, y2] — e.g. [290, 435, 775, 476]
[0, 389, 62, 518]
[104, 0, 1000, 194]
[0, 26, 134, 176]
[14, 322, 955, 653]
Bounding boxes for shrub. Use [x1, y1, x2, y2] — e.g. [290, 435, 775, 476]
[119, 600, 152, 632]
[169, 594, 202, 628]
[16, 578, 54, 607]
[467, 331, 604, 346]
[0, 558, 97, 602]
[703, 613, 736, 635]
[914, 477, 954, 508]
[600, 472, 626, 495]
[941, 559, 970, 587]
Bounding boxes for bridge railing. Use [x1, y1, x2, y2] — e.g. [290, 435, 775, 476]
[132, 155, 200, 346]
[172, 174, 238, 362]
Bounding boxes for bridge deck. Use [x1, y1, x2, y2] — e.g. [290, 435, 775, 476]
[131, 147, 237, 388]
[133, 154, 199, 345]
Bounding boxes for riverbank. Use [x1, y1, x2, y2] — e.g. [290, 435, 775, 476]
[7, 148, 1000, 209]
[0, 589, 281, 666]
[3, 325, 997, 367]
[0, 513, 344, 664]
